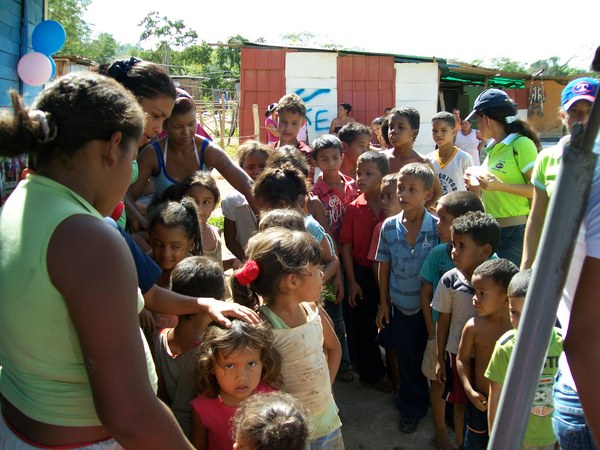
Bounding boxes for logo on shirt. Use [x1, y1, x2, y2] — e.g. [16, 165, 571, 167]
[495, 162, 504, 170]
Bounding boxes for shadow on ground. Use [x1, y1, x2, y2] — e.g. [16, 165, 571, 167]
[334, 379, 450, 450]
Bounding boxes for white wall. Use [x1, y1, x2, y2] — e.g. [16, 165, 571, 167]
[286, 52, 338, 144]
[394, 62, 439, 155]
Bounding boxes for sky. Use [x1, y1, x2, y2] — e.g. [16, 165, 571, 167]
[84, 0, 599, 70]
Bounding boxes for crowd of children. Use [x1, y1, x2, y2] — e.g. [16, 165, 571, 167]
[2, 57, 598, 450]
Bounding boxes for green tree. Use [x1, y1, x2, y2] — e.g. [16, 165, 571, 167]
[138, 12, 198, 71]
[86, 32, 118, 64]
[529, 57, 586, 77]
[488, 57, 527, 74]
[48, 0, 91, 55]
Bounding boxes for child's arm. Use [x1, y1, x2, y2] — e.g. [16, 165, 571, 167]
[375, 260, 392, 329]
[457, 320, 487, 411]
[487, 381, 503, 432]
[318, 306, 342, 384]
[332, 267, 344, 303]
[341, 242, 362, 307]
[436, 312, 451, 384]
[190, 411, 209, 450]
[319, 234, 339, 283]
[223, 218, 246, 261]
[420, 281, 435, 339]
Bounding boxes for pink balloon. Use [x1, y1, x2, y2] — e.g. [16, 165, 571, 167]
[17, 52, 53, 86]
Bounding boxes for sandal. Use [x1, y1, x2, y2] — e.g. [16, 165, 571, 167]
[430, 437, 458, 450]
[371, 377, 394, 393]
[336, 368, 356, 383]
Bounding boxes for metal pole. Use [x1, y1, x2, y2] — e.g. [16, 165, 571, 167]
[488, 98, 600, 449]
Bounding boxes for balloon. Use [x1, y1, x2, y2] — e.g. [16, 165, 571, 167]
[17, 53, 53, 86]
[49, 56, 56, 80]
[32, 20, 66, 56]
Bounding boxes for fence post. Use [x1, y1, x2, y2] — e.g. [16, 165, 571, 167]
[252, 104, 259, 141]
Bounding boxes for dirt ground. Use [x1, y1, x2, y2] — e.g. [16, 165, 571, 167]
[333, 378, 443, 450]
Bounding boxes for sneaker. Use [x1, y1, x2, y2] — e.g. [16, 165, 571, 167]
[398, 417, 419, 434]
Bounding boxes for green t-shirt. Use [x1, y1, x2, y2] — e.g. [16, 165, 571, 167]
[482, 133, 538, 219]
[531, 136, 570, 198]
[485, 327, 563, 446]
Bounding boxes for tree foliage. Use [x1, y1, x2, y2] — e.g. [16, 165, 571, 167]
[48, 0, 91, 55]
[482, 56, 587, 77]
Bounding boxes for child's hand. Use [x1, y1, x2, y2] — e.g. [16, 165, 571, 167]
[435, 359, 446, 384]
[333, 274, 344, 304]
[468, 390, 488, 412]
[139, 308, 155, 333]
[347, 281, 363, 307]
[375, 302, 389, 329]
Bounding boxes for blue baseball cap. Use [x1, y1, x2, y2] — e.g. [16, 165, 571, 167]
[561, 77, 599, 111]
[465, 89, 517, 121]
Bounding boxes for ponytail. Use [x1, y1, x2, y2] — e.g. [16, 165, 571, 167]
[482, 105, 542, 152]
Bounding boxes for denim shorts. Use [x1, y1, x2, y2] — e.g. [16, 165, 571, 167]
[310, 427, 344, 450]
[553, 372, 598, 450]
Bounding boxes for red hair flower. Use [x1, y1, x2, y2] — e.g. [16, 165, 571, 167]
[235, 260, 260, 286]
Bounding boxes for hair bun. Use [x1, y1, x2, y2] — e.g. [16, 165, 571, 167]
[107, 57, 141, 82]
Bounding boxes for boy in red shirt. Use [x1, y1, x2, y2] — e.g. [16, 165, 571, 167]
[339, 151, 391, 391]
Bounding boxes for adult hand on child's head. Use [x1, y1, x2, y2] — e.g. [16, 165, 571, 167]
[347, 281, 363, 308]
[207, 300, 260, 327]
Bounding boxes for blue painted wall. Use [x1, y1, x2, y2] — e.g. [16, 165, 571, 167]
[0, 0, 45, 109]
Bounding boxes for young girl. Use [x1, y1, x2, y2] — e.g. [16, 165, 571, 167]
[222, 141, 270, 261]
[147, 198, 202, 332]
[253, 165, 341, 294]
[232, 391, 309, 450]
[176, 171, 229, 270]
[231, 227, 343, 448]
[191, 320, 281, 450]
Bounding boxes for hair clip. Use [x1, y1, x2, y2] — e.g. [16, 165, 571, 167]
[108, 57, 141, 82]
[29, 110, 56, 143]
[235, 260, 260, 286]
[505, 115, 518, 124]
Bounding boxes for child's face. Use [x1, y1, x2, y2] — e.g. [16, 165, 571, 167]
[213, 346, 263, 406]
[388, 115, 418, 149]
[150, 224, 194, 271]
[509, 296, 525, 329]
[343, 134, 371, 164]
[450, 233, 490, 275]
[396, 174, 432, 213]
[186, 185, 216, 224]
[356, 161, 383, 195]
[166, 110, 197, 146]
[371, 123, 382, 139]
[435, 203, 456, 243]
[432, 119, 456, 149]
[315, 146, 343, 178]
[380, 181, 401, 218]
[242, 151, 268, 181]
[295, 264, 323, 303]
[471, 274, 508, 317]
[277, 110, 305, 144]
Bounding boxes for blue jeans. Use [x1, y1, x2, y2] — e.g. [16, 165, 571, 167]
[497, 224, 525, 267]
[323, 300, 352, 373]
[553, 372, 598, 450]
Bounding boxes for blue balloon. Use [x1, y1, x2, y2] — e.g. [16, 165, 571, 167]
[32, 20, 66, 56]
[49, 56, 56, 79]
